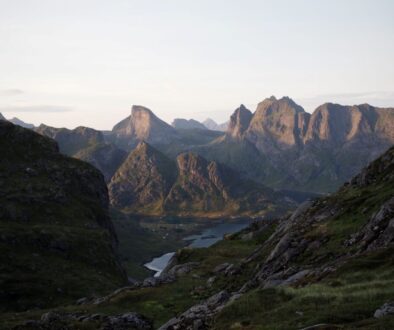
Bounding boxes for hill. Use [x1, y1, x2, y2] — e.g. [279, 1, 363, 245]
[0, 121, 126, 312]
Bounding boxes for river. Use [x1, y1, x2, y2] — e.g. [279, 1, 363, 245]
[144, 221, 250, 277]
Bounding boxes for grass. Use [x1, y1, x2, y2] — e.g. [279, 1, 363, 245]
[212, 246, 394, 330]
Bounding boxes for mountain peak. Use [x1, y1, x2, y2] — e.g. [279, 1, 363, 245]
[227, 104, 253, 138]
[112, 105, 178, 147]
[108, 141, 176, 211]
[246, 96, 307, 150]
[131, 104, 154, 116]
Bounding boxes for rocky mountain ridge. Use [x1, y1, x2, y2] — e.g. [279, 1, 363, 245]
[108, 142, 290, 216]
[200, 96, 394, 193]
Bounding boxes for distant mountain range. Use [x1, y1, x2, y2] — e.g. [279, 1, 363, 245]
[9, 117, 35, 129]
[0, 113, 35, 128]
[171, 118, 207, 130]
[203, 118, 228, 131]
[8, 96, 394, 212]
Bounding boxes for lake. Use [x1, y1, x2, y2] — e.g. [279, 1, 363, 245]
[144, 221, 250, 277]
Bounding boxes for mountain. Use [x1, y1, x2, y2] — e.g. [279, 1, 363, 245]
[164, 152, 288, 216]
[171, 118, 207, 130]
[198, 97, 394, 193]
[8, 117, 34, 129]
[35, 124, 105, 156]
[108, 142, 177, 213]
[111, 105, 180, 150]
[109, 105, 224, 158]
[109, 142, 292, 216]
[0, 113, 5, 121]
[203, 118, 228, 131]
[74, 143, 127, 182]
[227, 104, 253, 139]
[0, 121, 126, 312]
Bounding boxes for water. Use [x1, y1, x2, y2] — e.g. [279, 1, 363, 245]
[144, 221, 249, 277]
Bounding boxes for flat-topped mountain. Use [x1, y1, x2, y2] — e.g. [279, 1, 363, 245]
[109, 142, 291, 216]
[35, 124, 105, 156]
[0, 121, 126, 311]
[172, 118, 207, 130]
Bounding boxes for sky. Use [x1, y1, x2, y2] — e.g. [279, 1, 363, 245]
[0, 0, 394, 130]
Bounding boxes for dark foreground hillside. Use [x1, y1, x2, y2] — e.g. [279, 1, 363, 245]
[0, 121, 126, 312]
[3, 144, 393, 329]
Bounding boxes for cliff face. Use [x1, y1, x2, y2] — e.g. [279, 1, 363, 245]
[0, 121, 126, 312]
[246, 96, 308, 151]
[227, 104, 253, 139]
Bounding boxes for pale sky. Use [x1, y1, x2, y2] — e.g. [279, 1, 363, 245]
[0, 0, 393, 129]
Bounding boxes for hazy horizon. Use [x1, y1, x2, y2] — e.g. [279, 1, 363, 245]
[1, 0, 394, 129]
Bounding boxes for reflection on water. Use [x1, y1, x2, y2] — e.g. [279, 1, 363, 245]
[144, 221, 249, 277]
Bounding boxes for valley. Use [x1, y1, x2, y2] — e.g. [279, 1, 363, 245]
[2, 2, 393, 329]
[0, 97, 393, 329]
